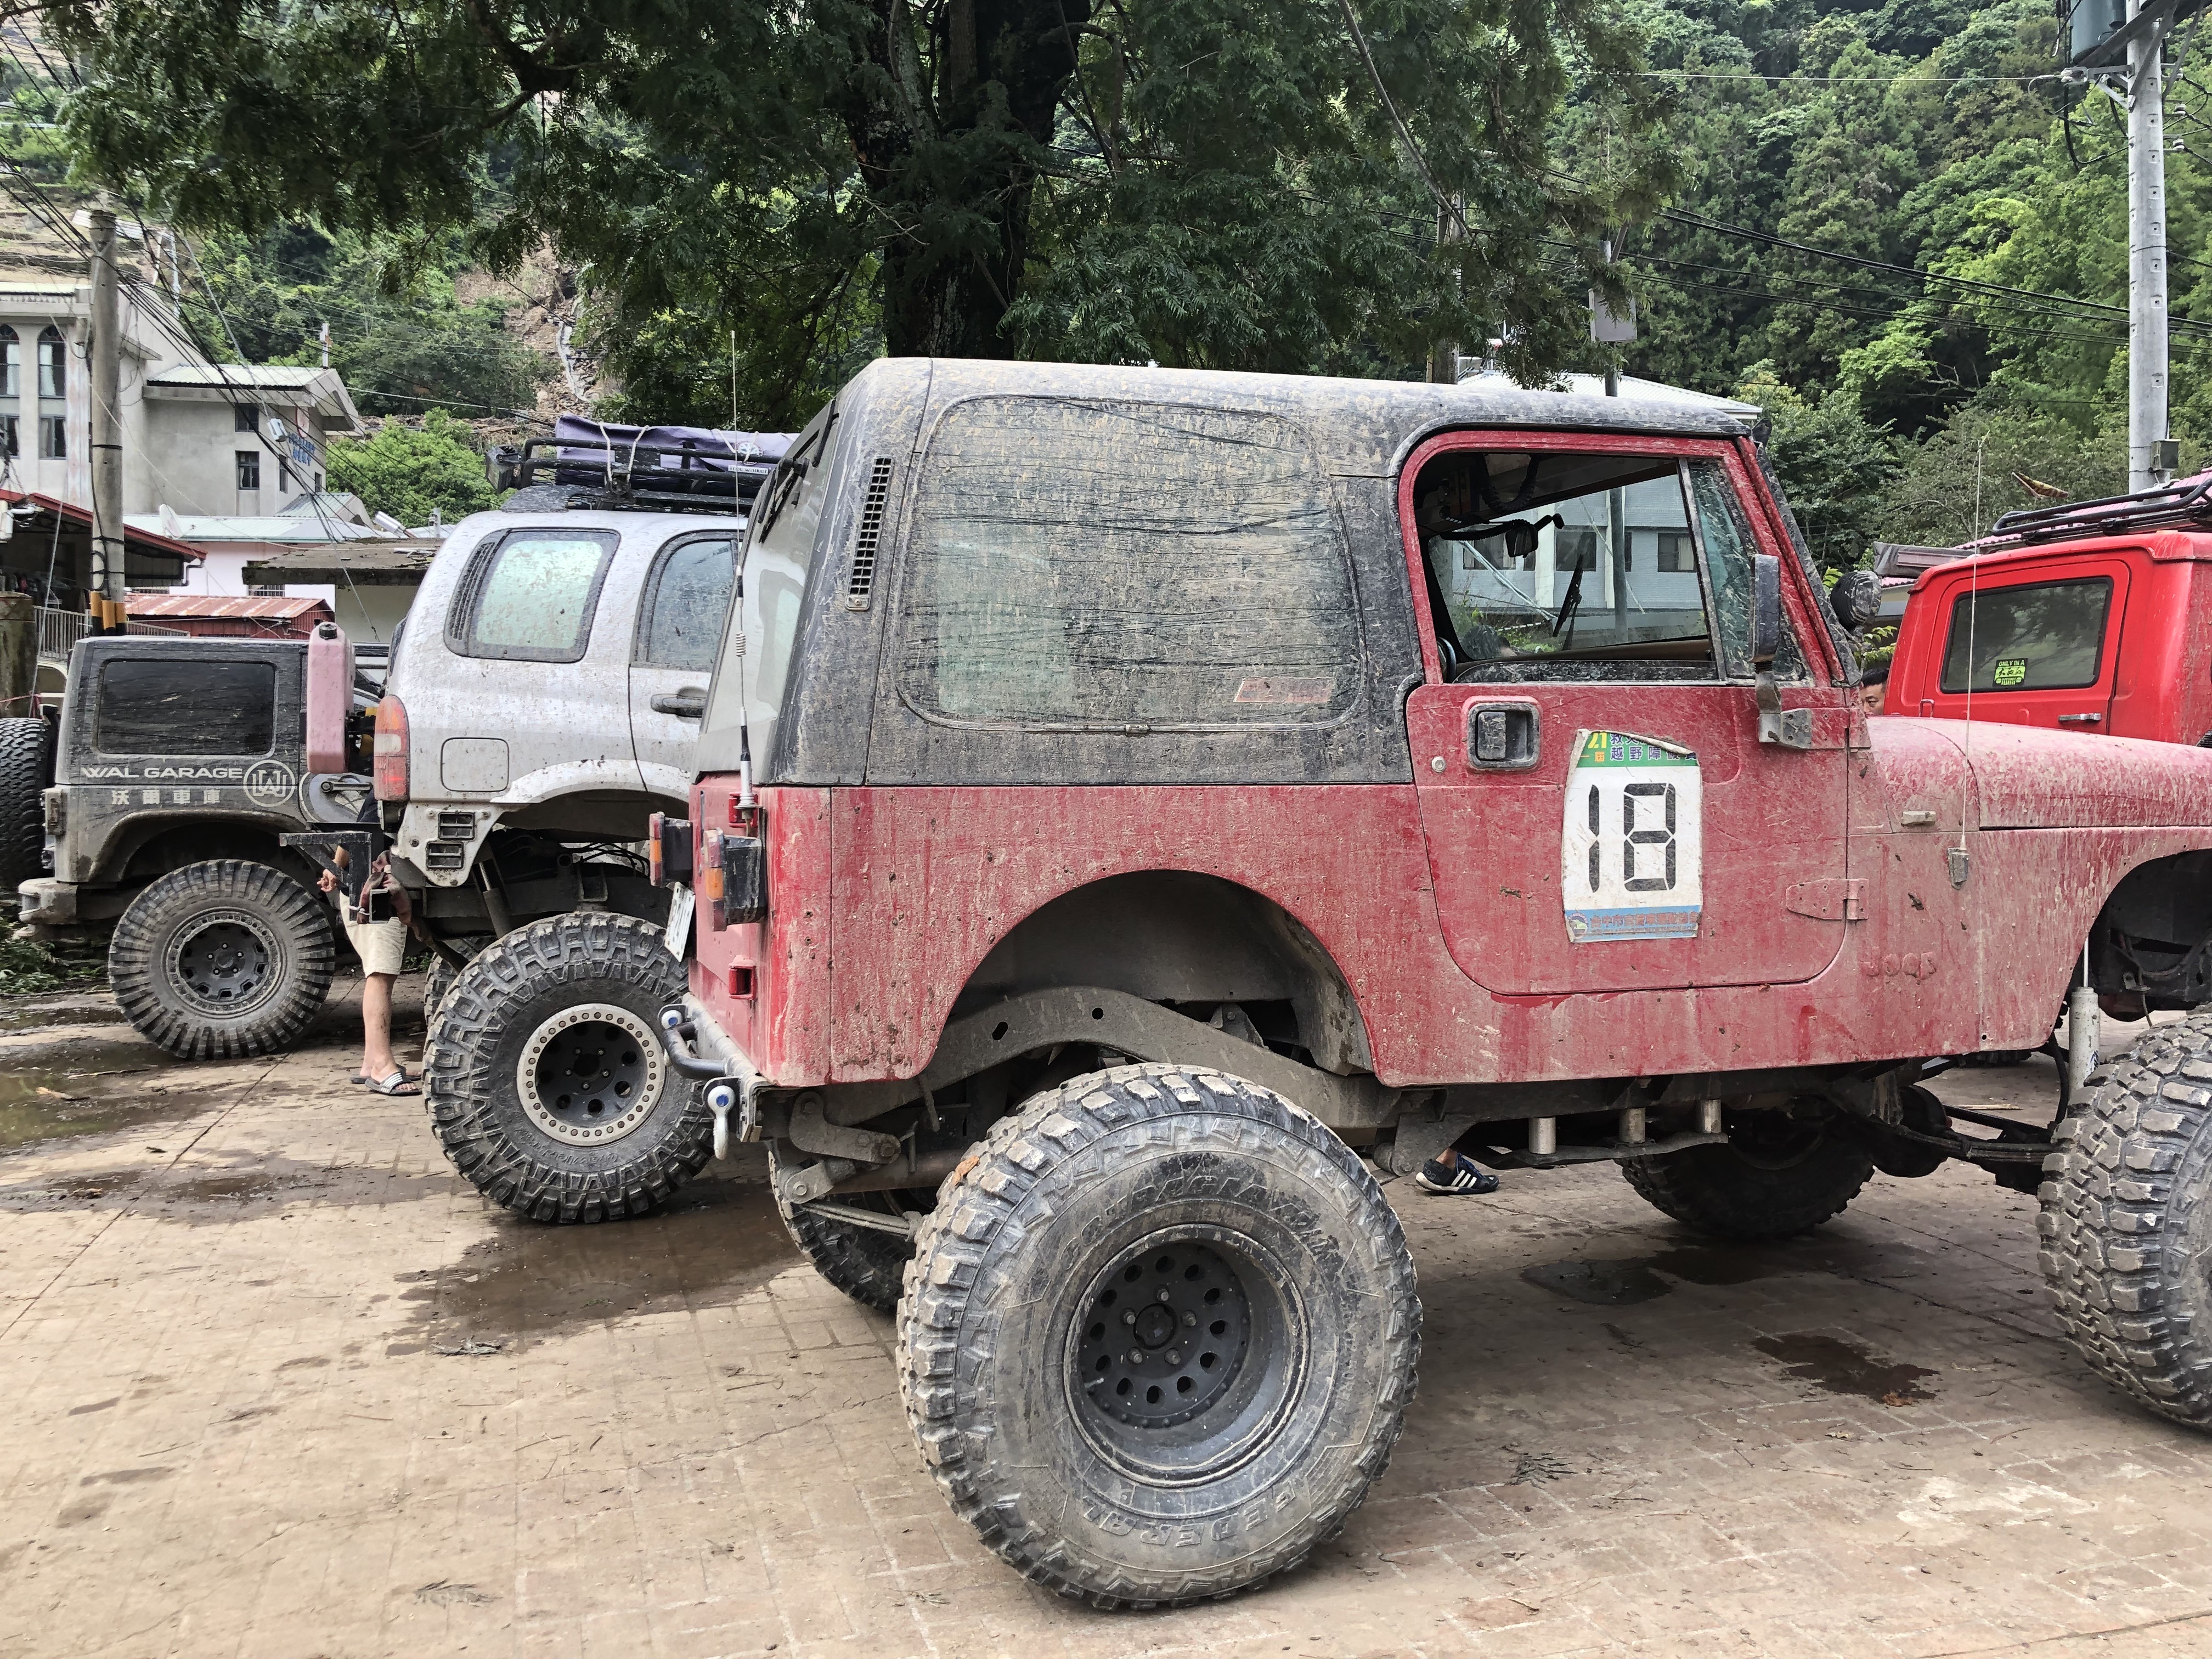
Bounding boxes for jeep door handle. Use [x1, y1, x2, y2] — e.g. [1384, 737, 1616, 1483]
[651, 688, 708, 719]
[2057, 712, 2103, 726]
[1465, 701, 1540, 770]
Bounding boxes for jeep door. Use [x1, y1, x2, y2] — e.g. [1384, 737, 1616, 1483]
[1900, 556, 2131, 735]
[1403, 435, 1852, 995]
[629, 528, 740, 804]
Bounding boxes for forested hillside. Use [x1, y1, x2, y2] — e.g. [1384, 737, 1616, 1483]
[1613, 0, 2212, 558]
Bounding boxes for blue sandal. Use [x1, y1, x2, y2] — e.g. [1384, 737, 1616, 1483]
[1415, 1151, 1499, 1195]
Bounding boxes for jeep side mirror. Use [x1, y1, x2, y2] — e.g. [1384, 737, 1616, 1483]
[1752, 554, 1782, 666]
[1831, 568, 1882, 631]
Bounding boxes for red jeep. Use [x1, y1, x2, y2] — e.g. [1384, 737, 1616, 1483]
[653, 362, 2212, 1608]
[1883, 473, 2212, 744]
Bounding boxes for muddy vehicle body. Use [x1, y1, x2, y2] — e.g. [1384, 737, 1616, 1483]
[21, 628, 379, 1056]
[654, 359, 2212, 1606]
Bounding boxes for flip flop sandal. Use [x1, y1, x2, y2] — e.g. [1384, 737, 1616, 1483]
[349, 1068, 420, 1086]
[364, 1071, 421, 1097]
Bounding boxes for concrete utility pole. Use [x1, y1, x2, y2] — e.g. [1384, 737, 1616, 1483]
[2127, 3, 2170, 492]
[85, 207, 125, 612]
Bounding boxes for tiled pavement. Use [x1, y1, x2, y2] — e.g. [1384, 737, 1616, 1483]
[6, 981, 2212, 1658]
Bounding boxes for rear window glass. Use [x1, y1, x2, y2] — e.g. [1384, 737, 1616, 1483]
[899, 398, 1358, 727]
[1941, 577, 2112, 693]
[97, 658, 275, 755]
[636, 535, 736, 670]
[458, 529, 617, 661]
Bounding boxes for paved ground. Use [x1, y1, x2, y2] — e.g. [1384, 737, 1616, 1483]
[7, 979, 2212, 1659]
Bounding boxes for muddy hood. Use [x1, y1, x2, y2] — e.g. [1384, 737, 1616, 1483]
[1932, 721, 2212, 828]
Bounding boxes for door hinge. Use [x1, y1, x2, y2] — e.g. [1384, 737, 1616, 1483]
[1786, 878, 1866, 922]
[1756, 674, 1813, 749]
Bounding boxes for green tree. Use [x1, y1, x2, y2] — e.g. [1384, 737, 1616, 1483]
[1735, 363, 1900, 571]
[50, 0, 1672, 428]
[324, 410, 499, 526]
[187, 224, 549, 418]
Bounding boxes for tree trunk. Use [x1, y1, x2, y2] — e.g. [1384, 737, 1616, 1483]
[849, 0, 1085, 359]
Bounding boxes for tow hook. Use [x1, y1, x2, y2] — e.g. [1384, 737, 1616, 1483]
[706, 1080, 739, 1160]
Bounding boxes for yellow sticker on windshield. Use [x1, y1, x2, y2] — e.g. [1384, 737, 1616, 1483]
[1993, 658, 2027, 687]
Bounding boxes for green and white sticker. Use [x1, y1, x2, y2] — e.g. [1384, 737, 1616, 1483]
[1562, 730, 1702, 943]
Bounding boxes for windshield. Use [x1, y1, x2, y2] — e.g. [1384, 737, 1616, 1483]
[699, 400, 834, 776]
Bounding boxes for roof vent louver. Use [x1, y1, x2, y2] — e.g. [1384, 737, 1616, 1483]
[845, 457, 894, 610]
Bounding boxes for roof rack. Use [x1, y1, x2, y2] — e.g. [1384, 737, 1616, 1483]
[1983, 471, 2212, 549]
[487, 436, 776, 516]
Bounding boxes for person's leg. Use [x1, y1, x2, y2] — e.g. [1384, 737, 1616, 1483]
[362, 972, 398, 1080]
[1416, 1148, 1499, 1195]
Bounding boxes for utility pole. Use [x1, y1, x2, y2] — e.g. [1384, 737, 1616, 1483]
[2127, 2, 2170, 492]
[2071, 0, 2180, 490]
[85, 207, 125, 619]
[1429, 197, 1463, 385]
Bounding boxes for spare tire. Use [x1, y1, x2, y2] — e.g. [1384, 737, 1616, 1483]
[0, 716, 53, 894]
[109, 859, 337, 1057]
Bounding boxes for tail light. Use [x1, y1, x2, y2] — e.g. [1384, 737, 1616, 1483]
[647, 813, 693, 886]
[373, 695, 409, 800]
[699, 818, 766, 929]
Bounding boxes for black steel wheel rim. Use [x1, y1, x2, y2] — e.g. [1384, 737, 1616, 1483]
[516, 1002, 665, 1147]
[167, 912, 280, 1016]
[1075, 1240, 1255, 1430]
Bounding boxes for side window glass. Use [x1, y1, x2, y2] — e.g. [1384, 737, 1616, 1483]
[457, 531, 617, 662]
[1415, 450, 1713, 682]
[1941, 577, 2112, 692]
[900, 399, 1359, 727]
[1689, 460, 1805, 681]
[97, 658, 276, 755]
[637, 537, 736, 670]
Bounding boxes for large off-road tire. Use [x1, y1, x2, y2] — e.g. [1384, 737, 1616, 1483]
[766, 1140, 921, 1312]
[0, 716, 53, 893]
[2040, 1010, 2212, 1427]
[1622, 1101, 1873, 1241]
[898, 1063, 1420, 1609]
[108, 860, 336, 1058]
[426, 912, 711, 1223]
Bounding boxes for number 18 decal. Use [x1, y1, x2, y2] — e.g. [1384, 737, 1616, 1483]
[1561, 730, 1702, 943]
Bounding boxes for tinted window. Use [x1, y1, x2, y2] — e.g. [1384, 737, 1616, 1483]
[636, 536, 736, 670]
[1941, 577, 2112, 693]
[900, 398, 1358, 727]
[458, 530, 617, 661]
[97, 658, 275, 755]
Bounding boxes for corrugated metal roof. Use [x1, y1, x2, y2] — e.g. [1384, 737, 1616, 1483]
[123, 513, 389, 544]
[126, 595, 332, 621]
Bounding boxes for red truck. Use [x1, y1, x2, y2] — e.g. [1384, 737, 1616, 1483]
[1883, 472, 2212, 744]
[634, 362, 2212, 1609]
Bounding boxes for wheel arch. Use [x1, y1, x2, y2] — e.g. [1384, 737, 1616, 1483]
[2087, 845, 2212, 1009]
[948, 868, 1375, 1076]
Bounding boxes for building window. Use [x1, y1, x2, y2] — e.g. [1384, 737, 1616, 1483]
[0, 325, 18, 399]
[235, 402, 260, 434]
[36, 326, 64, 400]
[38, 415, 65, 459]
[0, 417, 17, 457]
[236, 450, 261, 491]
[1656, 531, 1695, 573]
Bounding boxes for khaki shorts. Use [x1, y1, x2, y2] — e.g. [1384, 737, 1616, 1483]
[343, 913, 408, 977]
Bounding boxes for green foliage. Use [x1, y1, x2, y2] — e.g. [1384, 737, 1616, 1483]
[1735, 363, 1898, 570]
[325, 411, 500, 527]
[185, 225, 549, 417]
[49, 0, 1673, 429]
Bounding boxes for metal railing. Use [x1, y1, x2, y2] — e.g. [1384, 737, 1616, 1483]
[35, 605, 188, 660]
